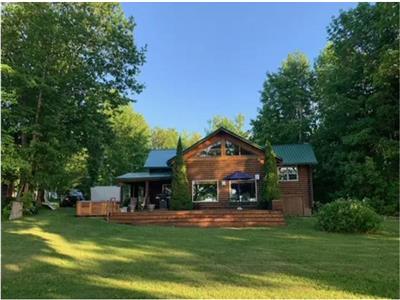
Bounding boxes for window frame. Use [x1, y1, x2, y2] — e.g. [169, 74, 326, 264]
[228, 179, 258, 202]
[225, 139, 256, 156]
[192, 180, 219, 203]
[278, 166, 299, 182]
[198, 141, 222, 157]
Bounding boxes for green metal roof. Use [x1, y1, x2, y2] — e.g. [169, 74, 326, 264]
[140, 143, 317, 169]
[272, 144, 317, 165]
[116, 171, 171, 182]
[144, 149, 176, 168]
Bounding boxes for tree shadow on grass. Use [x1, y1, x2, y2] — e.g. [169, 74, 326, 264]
[2, 209, 399, 299]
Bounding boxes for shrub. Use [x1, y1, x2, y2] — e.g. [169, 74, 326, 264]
[2, 202, 12, 220]
[20, 192, 39, 216]
[2, 196, 14, 210]
[317, 198, 382, 233]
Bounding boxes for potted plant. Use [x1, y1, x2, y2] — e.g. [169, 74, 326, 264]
[129, 197, 137, 212]
[148, 203, 155, 211]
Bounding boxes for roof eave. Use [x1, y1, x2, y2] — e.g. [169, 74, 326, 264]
[167, 127, 266, 165]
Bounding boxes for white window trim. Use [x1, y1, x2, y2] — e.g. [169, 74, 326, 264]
[192, 180, 219, 203]
[228, 179, 258, 202]
[278, 166, 299, 182]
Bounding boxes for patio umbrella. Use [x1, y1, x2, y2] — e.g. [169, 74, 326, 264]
[223, 171, 253, 181]
[224, 171, 254, 203]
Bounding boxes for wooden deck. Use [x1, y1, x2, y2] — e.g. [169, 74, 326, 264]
[108, 209, 285, 227]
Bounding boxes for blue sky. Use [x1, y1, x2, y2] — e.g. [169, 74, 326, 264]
[122, 3, 356, 134]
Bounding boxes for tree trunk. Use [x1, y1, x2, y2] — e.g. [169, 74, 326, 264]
[36, 189, 44, 207]
[32, 89, 43, 142]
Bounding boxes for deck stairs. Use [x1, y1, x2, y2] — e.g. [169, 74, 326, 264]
[108, 209, 285, 227]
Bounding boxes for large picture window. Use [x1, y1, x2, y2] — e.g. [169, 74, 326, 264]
[192, 181, 218, 202]
[229, 180, 257, 202]
[199, 141, 221, 157]
[278, 166, 299, 182]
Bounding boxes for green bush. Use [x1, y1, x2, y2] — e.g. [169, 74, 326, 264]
[2, 202, 12, 220]
[317, 198, 382, 233]
[20, 192, 38, 216]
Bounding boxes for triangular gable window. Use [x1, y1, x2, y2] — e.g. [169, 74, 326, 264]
[225, 140, 240, 155]
[199, 141, 221, 157]
[225, 140, 255, 156]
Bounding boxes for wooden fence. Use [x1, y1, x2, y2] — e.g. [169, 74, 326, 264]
[76, 200, 119, 217]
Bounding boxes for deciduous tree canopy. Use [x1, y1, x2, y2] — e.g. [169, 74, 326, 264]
[251, 52, 316, 146]
[251, 3, 399, 214]
[207, 114, 249, 138]
[1, 3, 146, 199]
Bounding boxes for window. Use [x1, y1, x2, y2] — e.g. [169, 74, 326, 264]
[278, 166, 299, 182]
[192, 181, 218, 202]
[230, 180, 257, 202]
[225, 140, 240, 155]
[225, 140, 255, 156]
[199, 141, 221, 157]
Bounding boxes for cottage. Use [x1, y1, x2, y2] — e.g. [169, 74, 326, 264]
[117, 127, 317, 216]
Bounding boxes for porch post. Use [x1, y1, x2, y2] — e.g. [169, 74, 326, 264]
[145, 180, 149, 207]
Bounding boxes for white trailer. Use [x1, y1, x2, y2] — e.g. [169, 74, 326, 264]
[90, 186, 121, 202]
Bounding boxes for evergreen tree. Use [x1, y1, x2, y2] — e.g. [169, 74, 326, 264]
[170, 137, 192, 210]
[251, 52, 316, 145]
[258, 141, 280, 209]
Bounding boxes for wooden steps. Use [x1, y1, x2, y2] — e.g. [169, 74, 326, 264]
[108, 210, 285, 228]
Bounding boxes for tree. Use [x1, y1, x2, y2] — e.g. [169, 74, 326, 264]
[98, 105, 150, 185]
[313, 3, 399, 214]
[170, 137, 192, 210]
[206, 114, 249, 138]
[251, 52, 316, 145]
[150, 127, 201, 149]
[150, 127, 179, 149]
[258, 141, 280, 209]
[1, 3, 145, 201]
[181, 130, 202, 148]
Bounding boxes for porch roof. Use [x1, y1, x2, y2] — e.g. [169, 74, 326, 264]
[116, 171, 171, 182]
[144, 149, 175, 168]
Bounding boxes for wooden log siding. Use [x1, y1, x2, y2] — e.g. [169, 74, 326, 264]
[184, 132, 264, 209]
[277, 165, 312, 216]
[182, 131, 313, 215]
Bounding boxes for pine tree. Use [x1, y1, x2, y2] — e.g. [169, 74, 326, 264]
[170, 137, 192, 210]
[259, 141, 280, 209]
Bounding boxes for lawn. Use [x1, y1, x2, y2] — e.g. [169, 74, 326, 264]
[2, 208, 399, 299]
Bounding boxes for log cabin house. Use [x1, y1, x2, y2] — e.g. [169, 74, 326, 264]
[116, 127, 317, 216]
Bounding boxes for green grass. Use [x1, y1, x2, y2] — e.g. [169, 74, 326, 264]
[2, 208, 399, 299]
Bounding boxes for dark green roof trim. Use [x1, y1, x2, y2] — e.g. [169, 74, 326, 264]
[116, 171, 171, 182]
